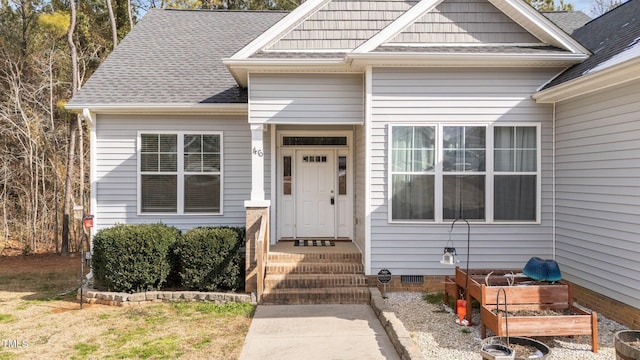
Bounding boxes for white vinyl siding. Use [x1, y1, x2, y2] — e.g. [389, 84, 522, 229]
[93, 114, 265, 232]
[554, 80, 640, 309]
[249, 73, 364, 125]
[369, 67, 558, 275]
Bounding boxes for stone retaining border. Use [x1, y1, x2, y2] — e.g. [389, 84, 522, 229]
[77, 286, 256, 306]
[369, 287, 425, 360]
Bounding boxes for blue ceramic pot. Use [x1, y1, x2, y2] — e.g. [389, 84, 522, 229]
[523, 257, 561, 282]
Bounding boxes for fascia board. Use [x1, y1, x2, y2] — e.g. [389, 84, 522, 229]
[347, 52, 588, 68]
[490, 0, 591, 55]
[249, 119, 364, 125]
[64, 103, 248, 115]
[224, 58, 347, 67]
[224, 58, 350, 87]
[533, 57, 640, 103]
[230, 0, 331, 60]
[353, 0, 444, 53]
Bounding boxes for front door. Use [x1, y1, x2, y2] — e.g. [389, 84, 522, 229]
[296, 150, 335, 237]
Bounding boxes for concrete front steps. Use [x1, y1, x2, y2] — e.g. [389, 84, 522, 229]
[261, 242, 370, 305]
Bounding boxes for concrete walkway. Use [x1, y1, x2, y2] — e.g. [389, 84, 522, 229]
[239, 304, 401, 360]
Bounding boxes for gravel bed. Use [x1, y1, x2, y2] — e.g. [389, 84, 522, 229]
[384, 292, 629, 360]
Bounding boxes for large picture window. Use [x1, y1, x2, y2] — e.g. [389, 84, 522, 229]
[389, 124, 539, 223]
[139, 132, 222, 214]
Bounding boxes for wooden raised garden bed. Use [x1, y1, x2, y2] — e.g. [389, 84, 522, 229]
[445, 267, 598, 353]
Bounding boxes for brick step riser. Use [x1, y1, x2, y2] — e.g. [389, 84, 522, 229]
[261, 290, 371, 305]
[264, 276, 367, 290]
[267, 253, 362, 263]
[266, 263, 364, 275]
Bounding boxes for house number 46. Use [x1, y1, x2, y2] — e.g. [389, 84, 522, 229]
[252, 147, 264, 157]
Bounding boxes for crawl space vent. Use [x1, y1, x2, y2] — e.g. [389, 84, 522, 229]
[401, 275, 424, 284]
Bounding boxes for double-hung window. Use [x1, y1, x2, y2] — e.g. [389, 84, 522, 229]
[493, 126, 537, 221]
[139, 132, 222, 214]
[389, 124, 539, 223]
[442, 126, 486, 220]
[391, 126, 436, 220]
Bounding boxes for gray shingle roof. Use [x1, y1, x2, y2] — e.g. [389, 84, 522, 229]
[68, 9, 287, 106]
[543, 0, 639, 89]
[542, 11, 592, 34]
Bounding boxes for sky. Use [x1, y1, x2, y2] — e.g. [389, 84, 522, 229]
[572, 0, 595, 16]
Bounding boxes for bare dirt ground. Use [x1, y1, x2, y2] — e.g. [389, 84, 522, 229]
[0, 253, 252, 359]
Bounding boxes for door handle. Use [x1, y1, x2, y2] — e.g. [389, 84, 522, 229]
[330, 196, 335, 205]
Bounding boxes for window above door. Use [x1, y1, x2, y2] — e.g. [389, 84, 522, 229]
[282, 136, 347, 146]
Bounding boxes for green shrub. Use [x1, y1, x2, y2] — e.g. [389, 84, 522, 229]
[92, 223, 181, 293]
[173, 227, 242, 291]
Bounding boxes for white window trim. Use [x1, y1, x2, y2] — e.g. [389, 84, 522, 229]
[137, 131, 224, 216]
[388, 123, 541, 225]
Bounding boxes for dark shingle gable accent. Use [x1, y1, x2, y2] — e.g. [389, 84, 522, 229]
[68, 9, 287, 106]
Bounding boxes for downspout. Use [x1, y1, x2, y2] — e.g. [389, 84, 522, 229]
[552, 102, 556, 260]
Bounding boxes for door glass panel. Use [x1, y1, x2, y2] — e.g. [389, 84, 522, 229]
[302, 155, 327, 163]
[338, 156, 346, 195]
[283, 156, 292, 195]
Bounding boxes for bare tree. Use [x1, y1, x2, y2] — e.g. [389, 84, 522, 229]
[590, 0, 623, 16]
[63, 0, 80, 256]
[127, 0, 135, 30]
[106, 0, 118, 49]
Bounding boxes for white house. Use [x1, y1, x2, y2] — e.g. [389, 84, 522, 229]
[67, 0, 639, 327]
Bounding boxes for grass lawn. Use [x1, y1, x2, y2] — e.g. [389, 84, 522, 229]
[0, 254, 253, 359]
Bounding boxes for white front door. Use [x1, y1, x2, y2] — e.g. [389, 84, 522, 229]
[296, 151, 335, 237]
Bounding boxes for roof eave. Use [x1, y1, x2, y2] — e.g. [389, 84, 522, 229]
[488, 0, 591, 55]
[64, 103, 248, 115]
[533, 57, 640, 103]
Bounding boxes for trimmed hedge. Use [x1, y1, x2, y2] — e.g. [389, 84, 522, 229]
[92, 223, 180, 293]
[173, 227, 243, 292]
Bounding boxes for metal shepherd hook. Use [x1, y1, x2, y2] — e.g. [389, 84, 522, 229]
[450, 218, 471, 326]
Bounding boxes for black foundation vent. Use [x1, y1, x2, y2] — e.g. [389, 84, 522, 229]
[400, 275, 424, 284]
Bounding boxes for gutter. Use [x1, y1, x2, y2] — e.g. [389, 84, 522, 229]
[65, 103, 248, 115]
